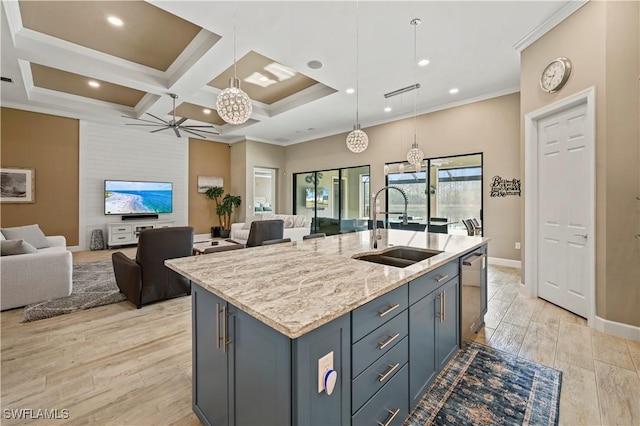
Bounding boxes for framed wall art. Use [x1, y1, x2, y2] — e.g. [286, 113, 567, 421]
[1, 167, 35, 203]
[197, 175, 223, 193]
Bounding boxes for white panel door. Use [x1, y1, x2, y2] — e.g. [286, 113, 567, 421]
[537, 103, 590, 317]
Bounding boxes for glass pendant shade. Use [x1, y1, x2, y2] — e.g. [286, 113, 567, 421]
[216, 77, 252, 125]
[346, 125, 369, 153]
[407, 142, 424, 166]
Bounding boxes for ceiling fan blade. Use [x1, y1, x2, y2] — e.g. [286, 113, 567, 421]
[184, 127, 219, 135]
[145, 113, 170, 125]
[150, 126, 171, 133]
[174, 127, 181, 138]
[175, 117, 188, 126]
[122, 115, 166, 125]
[182, 128, 210, 138]
[125, 123, 167, 127]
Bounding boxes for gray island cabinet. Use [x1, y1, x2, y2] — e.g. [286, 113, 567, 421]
[166, 230, 489, 426]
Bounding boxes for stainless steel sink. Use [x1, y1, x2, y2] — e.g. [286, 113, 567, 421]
[352, 247, 443, 268]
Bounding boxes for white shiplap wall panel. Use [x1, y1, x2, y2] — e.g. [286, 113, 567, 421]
[78, 122, 188, 250]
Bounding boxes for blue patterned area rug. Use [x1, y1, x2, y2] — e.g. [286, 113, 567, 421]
[406, 341, 562, 426]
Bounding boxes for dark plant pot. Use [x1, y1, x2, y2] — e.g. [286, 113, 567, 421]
[211, 226, 222, 238]
[219, 229, 230, 239]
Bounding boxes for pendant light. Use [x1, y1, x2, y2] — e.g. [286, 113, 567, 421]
[216, 3, 252, 125]
[346, 0, 368, 153]
[406, 18, 424, 166]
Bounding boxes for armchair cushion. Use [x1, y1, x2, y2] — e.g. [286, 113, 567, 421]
[1, 239, 38, 256]
[1, 224, 50, 249]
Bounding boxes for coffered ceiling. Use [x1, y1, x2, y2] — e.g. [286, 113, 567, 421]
[1, 1, 583, 145]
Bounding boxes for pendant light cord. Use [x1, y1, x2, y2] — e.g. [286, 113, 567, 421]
[233, 2, 238, 79]
[355, 0, 360, 126]
[413, 20, 418, 148]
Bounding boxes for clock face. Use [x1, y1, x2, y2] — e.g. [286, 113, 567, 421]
[540, 57, 572, 93]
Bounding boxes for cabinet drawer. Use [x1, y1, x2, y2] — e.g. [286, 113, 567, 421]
[409, 261, 459, 305]
[352, 285, 408, 343]
[352, 336, 408, 413]
[352, 310, 408, 378]
[110, 224, 132, 235]
[111, 235, 131, 243]
[352, 363, 408, 426]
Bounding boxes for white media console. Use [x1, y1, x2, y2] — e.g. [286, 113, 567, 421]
[107, 220, 174, 248]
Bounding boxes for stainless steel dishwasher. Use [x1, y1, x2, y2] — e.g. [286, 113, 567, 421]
[461, 251, 486, 341]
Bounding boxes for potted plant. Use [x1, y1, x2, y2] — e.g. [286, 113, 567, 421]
[205, 186, 225, 237]
[216, 194, 241, 238]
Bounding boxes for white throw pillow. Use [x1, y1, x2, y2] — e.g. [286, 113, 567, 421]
[241, 215, 262, 230]
[262, 213, 277, 221]
[294, 215, 307, 228]
[0, 232, 5, 241]
[1, 224, 50, 249]
[1, 239, 38, 256]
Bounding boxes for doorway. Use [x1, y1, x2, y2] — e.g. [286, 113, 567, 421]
[524, 88, 595, 321]
[253, 167, 276, 214]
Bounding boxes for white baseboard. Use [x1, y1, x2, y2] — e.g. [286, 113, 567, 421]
[488, 257, 521, 269]
[593, 316, 640, 342]
[67, 245, 81, 252]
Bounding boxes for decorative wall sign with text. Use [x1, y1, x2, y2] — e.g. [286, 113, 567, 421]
[490, 176, 521, 197]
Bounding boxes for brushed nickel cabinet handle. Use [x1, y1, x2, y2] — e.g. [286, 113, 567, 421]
[378, 304, 400, 318]
[436, 274, 449, 283]
[216, 303, 221, 350]
[378, 333, 400, 350]
[222, 305, 228, 353]
[443, 290, 446, 321]
[377, 408, 401, 426]
[377, 363, 400, 383]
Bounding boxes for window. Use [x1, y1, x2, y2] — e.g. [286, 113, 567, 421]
[385, 153, 483, 235]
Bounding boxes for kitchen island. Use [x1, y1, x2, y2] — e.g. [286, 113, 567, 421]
[166, 229, 489, 426]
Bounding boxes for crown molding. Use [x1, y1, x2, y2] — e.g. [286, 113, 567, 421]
[513, 0, 589, 53]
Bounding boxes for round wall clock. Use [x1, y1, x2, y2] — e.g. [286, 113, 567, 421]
[540, 57, 572, 93]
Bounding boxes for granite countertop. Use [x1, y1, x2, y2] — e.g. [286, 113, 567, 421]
[165, 229, 489, 339]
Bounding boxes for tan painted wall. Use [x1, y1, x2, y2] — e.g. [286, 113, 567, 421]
[0, 107, 79, 245]
[521, 1, 640, 326]
[283, 93, 522, 260]
[188, 138, 231, 234]
[230, 140, 247, 223]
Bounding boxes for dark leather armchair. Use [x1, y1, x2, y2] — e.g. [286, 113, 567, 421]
[112, 226, 194, 308]
[246, 220, 284, 247]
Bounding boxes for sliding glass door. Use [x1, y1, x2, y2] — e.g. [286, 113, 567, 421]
[294, 165, 370, 235]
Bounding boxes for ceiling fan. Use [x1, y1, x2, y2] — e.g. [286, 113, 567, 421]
[123, 93, 219, 139]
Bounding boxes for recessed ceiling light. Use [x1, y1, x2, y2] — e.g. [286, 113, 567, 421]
[449, 88, 459, 94]
[107, 16, 124, 27]
[384, 106, 392, 112]
[346, 88, 355, 94]
[203, 108, 211, 114]
[418, 59, 430, 66]
[88, 80, 100, 88]
[307, 60, 323, 70]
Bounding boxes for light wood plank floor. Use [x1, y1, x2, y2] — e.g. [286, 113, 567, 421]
[1, 251, 638, 425]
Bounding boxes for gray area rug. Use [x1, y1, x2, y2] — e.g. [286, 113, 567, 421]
[22, 260, 127, 322]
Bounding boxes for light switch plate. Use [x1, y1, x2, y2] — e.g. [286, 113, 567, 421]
[318, 351, 333, 393]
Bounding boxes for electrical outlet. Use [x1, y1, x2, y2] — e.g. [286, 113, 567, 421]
[318, 351, 333, 393]
[515, 242, 521, 250]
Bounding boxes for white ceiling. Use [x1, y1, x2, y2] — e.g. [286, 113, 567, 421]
[1, 1, 578, 146]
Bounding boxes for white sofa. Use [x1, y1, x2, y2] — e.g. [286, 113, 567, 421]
[230, 214, 310, 245]
[0, 234, 73, 311]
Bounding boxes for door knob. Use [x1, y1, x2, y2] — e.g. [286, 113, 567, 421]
[574, 234, 588, 239]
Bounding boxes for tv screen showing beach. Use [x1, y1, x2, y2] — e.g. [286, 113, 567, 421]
[104, 180, 173, 215]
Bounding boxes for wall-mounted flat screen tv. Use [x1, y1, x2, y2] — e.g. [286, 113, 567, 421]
[104, 180, 173, 215]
